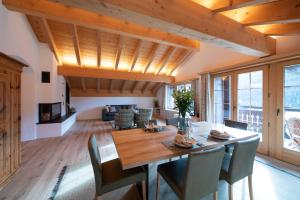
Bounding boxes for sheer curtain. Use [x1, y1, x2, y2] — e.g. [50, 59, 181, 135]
[199, 73, 211, 122]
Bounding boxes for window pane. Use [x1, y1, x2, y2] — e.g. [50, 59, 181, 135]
[213, 76, 231, 123]
[237, 70, 263, 137]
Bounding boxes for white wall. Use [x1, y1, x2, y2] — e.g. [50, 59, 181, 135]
[174, 42, 256, 82]
[0, 2, 66, 141]
[71, 97, 155, 120]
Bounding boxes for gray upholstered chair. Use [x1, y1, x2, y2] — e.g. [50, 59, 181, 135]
[166, 117, 178, 127]
[114, 109, 134, 130]
[88, 134, 147, 200]
[156, 146, 225, 200]
[135, 108, 153, 128]
[220, 137, 260, 200]
[224, 120, 248, 154]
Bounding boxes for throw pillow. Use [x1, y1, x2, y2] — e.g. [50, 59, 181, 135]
[110, 106, 116, 112]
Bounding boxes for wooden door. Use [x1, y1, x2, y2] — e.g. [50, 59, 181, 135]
[0, 72, 11, 183]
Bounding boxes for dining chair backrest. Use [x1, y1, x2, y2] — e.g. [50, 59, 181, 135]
[166, 117, 178, 127]
[183, 146, 225, 200]
[88, 134, 102, 194]
[224, 119, 248, 130]
[228, 137, 260, 184]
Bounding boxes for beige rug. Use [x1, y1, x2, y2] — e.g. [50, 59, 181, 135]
[52, 162, 141, 200]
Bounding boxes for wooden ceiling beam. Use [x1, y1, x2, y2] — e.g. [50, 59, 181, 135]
[3, 0, 200, 50]
[96, 79, 101, 93]
[224, 0, 300, 26]
[141, 82, 150, 94]
[97, 31, 102, 67]
[70, 88, 155, 97]
[58, 65, 175, 83]
[45, 0, 276, 56]
[80, 78, 86, 92]
[253, 23, 300, 36]
[129, 40, 142, 72]
[114, 35, 124, 70]
[212, 0, 278, 12]
[71, 24, 82, 66]
[168, 50, 194, 75]
[143, 43, 159, 74]
[151, 82, 160, 92]
[131, 81, 139, 93]
[156, 47, 176, 75]
[41, 18, 61, 65]
[121, 80, 127, 92]
[109, 79, 113, 93]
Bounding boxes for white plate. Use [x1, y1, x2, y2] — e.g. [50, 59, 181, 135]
[174, 142, 193, 148]
[210, 134, 230, 140]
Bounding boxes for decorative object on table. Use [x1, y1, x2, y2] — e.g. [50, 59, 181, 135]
[172, 88, 194, 135]
[144, 123, 166, 133]
[210, 129, 230, 140]
[174, 133, 196, 148]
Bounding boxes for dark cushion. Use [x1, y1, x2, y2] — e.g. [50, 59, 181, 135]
[100, 158, 146, 194]
[157, 158, 188, 198]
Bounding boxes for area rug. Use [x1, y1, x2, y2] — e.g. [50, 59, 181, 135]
[49, 162, 140, 200]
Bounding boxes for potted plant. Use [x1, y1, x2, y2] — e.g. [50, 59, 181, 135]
[153, 99, 159, 108]
[172, 88, 194, 134]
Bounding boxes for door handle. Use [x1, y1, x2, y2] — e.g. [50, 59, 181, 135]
[277, 108, 280, 116]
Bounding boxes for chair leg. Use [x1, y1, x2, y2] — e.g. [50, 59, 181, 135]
[213, 191, 218, 200]
[248, 175, 254, 200]
[142, 180, 147, 200]
[228, 184, 233, 200]
[156, 174, 160, 200]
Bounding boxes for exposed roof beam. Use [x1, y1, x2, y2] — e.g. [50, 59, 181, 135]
[131, 81, 138, 93]
[156, 47, 176, 75]
[97, 31, 102, 67]
[96, 79, 101, 93]
[168, 50, 194, 75]
[151, 82, 160, 92]
[129, 40, 142, 72]
[115, 35, 124, 70]
[143, 43, 159, 73]
[3, 0, 199, 50]
[71, 88, 155, 97]
[109, 79, 113, 93]
[212, 0, 278, 13]
[223, 0, 300, 26]
[253, 23, 300, 36]
[120, 80, 127, 92]
[44, 0, 276, 56]
[71, 24, 82, 66]
[81, 78, 86, 92]
[58, 65, 175, 83]
[41, 18, 61, 64]
[141, 82, 150, 94]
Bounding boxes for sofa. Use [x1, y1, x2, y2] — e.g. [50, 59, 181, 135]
[102, 104, 137, 121]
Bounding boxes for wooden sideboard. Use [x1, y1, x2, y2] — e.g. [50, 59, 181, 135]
[0, 52, 26, 186]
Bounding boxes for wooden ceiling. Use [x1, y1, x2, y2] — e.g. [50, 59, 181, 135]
[3, 0, 300, 97]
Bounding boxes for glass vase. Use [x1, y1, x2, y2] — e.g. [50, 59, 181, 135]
[177, 116, 189, 135]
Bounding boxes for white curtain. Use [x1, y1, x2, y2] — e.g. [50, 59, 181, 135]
[199, 73, 211, 122]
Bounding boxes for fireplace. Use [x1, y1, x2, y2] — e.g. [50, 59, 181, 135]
[39, 102, 61, 123]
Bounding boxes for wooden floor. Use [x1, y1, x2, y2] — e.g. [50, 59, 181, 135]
[0, 120, 300, 200]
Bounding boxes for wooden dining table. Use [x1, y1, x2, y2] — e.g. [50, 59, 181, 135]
[112, 122, 259, 199]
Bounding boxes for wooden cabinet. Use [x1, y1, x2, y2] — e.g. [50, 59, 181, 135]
[0, 52, 25, 186]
